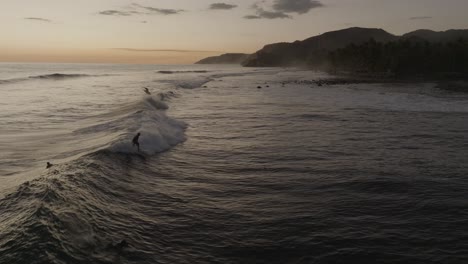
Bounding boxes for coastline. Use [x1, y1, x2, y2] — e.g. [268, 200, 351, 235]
[280, 69, 468, 92]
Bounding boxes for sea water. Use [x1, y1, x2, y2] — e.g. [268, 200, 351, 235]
[1, 63, 468, 263]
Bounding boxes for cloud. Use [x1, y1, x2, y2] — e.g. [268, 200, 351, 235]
[245, 3, 291, 19]
[410, 16, 432, 20]
[272, 0, 323, 14]
[24, 17, 52, 23]
[99, 10, 139, 16]
[244, 0, 323, 19]
[99, 4, 184, 17]
[112, 48, 219, 53]
[132, 4, 184, 15]
[244, 15, 261, 19]
[255, 8, 291, 19]
[209, 3, 238, 10]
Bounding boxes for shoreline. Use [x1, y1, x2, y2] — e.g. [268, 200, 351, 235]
[283, 70, 468, 92]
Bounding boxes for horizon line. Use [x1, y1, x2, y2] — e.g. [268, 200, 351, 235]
[111, 48, 222, 53]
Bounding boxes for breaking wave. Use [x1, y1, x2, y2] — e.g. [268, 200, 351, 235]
[0, 73, 111, 85]
[157, 70, 210, 74]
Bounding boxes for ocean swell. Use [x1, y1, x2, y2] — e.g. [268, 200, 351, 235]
[0, 73, 110, 85]
[0, 89, 188, 263]
[0, 157, 148, 263]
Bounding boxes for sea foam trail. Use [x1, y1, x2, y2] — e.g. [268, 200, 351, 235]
[160, 76, 213, 89]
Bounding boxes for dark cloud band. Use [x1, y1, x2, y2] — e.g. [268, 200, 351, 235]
[132, 4, 184, 15]
[25, 17, 52, 23]
[99, 10, 140, 16]
[410, 16, 432, 20]
[209, 3, 238, 10]
[244, 15, 261, 19]
[99, 4, 184, 17]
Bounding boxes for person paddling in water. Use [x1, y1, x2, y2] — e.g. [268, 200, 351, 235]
[132, 132, 141, 152]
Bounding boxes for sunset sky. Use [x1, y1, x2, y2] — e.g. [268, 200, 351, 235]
[1, 0, 467, 64]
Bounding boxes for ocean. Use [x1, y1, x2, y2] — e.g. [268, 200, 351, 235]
[1, 63, 468, 263]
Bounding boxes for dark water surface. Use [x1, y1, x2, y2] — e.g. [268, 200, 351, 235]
[1, 64, 468, 263]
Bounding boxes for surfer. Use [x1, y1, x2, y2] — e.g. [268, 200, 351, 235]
[143, 87, 151, 95]
[107, 239, 130, 254]
[115, 239, 129, 252]
[46, 162, 53, 169]
[132, 133, 141, 152]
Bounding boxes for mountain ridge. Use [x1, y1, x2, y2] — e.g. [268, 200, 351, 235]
[195, 53, 250, 64]
[241, 27, 468, 67]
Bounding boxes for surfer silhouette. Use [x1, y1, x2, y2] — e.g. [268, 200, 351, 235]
[143, 87, 151, 95]
[107, 239, 130, 254]
[46, 162, 53, 169]
[132, 133, 141, 152]
[115, 239, 129, 253]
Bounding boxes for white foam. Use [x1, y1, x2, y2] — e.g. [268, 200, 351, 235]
[144, 95, 168, 110]
[108, 96, 187, 155]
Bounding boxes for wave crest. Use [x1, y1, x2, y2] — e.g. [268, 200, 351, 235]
[72, 94, 186, 156]
[0, 73, 110, 85]
[30, 73, 91, 80]
[158, 70, 210, 74]
[108, 107, 187, 155]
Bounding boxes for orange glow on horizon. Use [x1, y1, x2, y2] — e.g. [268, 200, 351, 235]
[0, 47, 225, 64]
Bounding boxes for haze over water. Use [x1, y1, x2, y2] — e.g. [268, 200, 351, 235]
[1, 63, 468, 263]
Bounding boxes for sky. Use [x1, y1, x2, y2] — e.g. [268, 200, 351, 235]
[1, 0, 467, 64]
